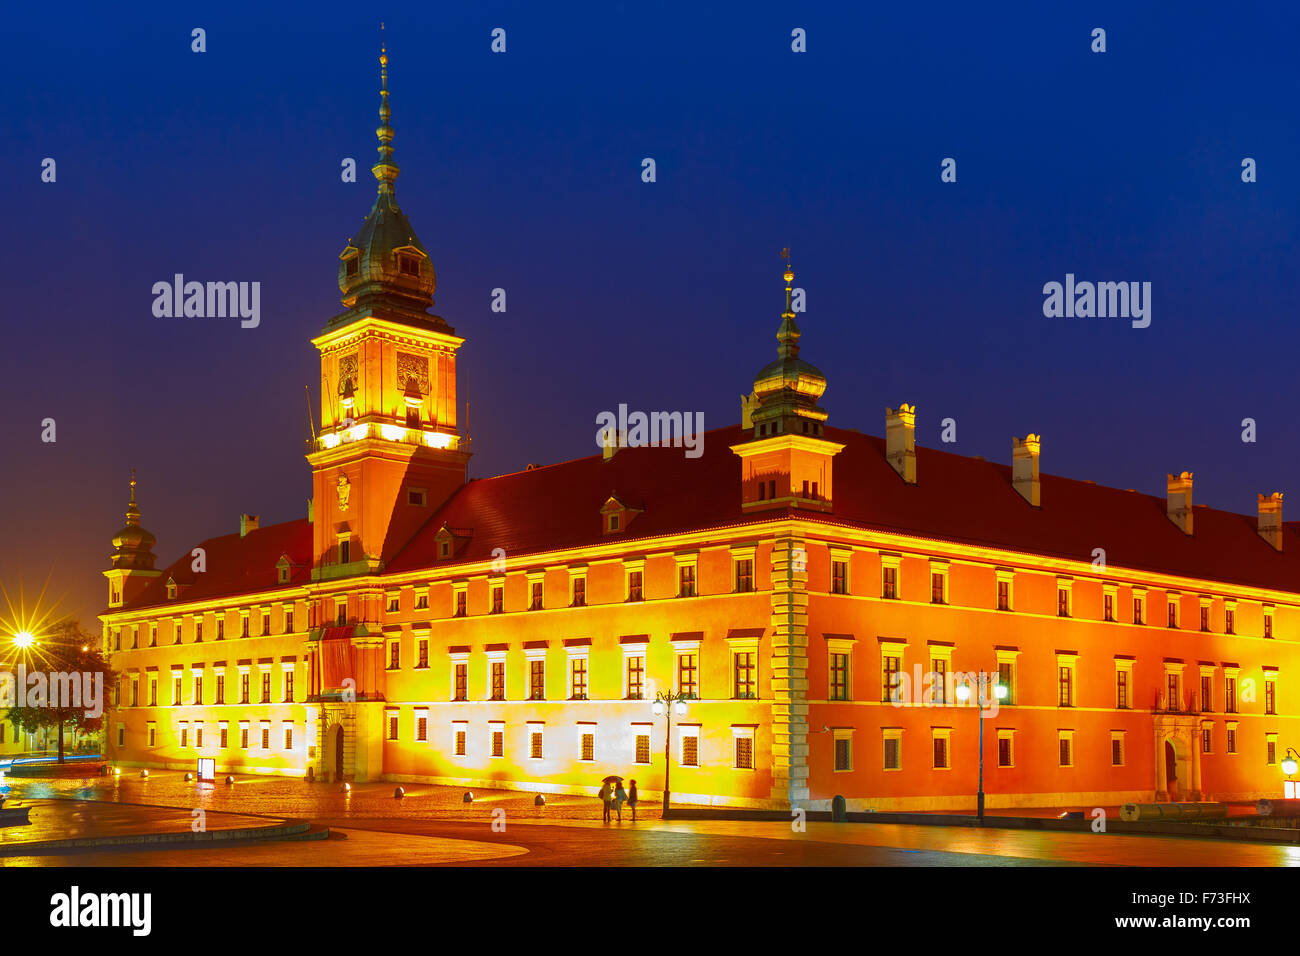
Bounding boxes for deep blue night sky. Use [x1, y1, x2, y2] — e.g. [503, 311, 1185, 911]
[2, 1, 1298, 626]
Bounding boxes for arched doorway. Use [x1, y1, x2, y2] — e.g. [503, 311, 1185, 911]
[333, 725, 345, 782]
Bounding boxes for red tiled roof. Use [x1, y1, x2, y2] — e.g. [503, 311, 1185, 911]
[118, 518, 312, 613]
[389, 424, 1300, 593]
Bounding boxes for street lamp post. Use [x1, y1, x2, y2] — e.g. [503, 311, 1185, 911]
[955, 673, 1008, 826]
[652, 691, 689, 817]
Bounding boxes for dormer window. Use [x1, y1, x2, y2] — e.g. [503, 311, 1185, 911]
[345, 256, 359, 277]
[398, 253, 420, 277]
[166, 578, 178, 600]
[408, 488, 427, 507]
[440, 542, 450, 558]
[278, 567, 289, 584]
[608, 514, 620, 532]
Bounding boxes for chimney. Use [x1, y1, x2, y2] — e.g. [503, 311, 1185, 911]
[885, 404, 917, 484]
[1166, 472, 1194, 535]
[239, 513, 260, 537]
[1012, 435, 1041, 506]
[1258, 492, 1284, 551]
[601, 427, 624, 462]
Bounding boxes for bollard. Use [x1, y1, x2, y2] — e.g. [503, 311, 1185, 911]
[340, 782, 351, 792]
[394, 786, 405, 799]
[463, 791, 474, 803]
[534, 794, 546, 806]
[225, 775, 235, 786]
[831, 794, 848, 822]
[184, 772, 193, 782]
[140, 769, 149, 778]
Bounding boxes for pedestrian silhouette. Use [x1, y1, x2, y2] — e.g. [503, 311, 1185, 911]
[628, 780, 638, 822]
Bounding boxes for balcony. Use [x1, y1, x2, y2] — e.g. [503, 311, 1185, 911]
[1153, 691, 1201, 715]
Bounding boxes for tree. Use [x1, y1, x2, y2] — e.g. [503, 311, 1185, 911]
[2, 619, 115, 763]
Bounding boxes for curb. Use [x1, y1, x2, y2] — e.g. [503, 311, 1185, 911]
[0, 819, 321, 856]
[662, 808, 1300, 844]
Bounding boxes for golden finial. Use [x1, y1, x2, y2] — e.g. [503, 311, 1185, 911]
[781, 246, 794, 284]
[129, 468, 137, 504]
[374, 22, 398, 191]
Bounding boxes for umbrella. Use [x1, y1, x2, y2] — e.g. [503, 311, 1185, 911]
[601, 775, 624, 784]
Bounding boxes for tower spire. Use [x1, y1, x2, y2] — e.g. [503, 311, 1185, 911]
[776, 248, 801, 360]
[125, 468, 140, 525]
[373, 22, 399, 194]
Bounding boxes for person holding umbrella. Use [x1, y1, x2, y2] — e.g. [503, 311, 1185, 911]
[613, 779, 628, 822]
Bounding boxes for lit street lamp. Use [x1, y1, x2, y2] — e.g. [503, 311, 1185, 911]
[955, 674, 1009, 825]
[1282, 747, 1300, 798]
[12, 630, 35, 649]
[652, 691, 689, 816]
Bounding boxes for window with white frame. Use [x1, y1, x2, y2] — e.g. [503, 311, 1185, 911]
[633, 726, 653, 764]
[827, 637, 854, 701]
[452, 721, 468, 756]
[732, 725, 756, 770]
[528, 722, 544, 759]
[678, 724, 700, 767]
[415, 708, 428, 742]
[490, 722, 505, 758]
[578, 724, 596, 762]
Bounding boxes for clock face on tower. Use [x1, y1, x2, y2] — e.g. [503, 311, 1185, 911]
[336, 473, 351, 511]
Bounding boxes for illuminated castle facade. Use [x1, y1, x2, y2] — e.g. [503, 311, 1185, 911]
[99, 52, 1300, 811]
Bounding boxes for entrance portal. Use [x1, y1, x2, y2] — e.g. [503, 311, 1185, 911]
[1164, 740, 1179, 800]
[333, 725, 344, 782]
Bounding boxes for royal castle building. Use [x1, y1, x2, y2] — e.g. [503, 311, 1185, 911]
[100, 51, 1300, 811]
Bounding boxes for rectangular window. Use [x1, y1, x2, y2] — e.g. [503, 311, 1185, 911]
[1265, 613, 1274, 638]
[997, 580, 1011, 611]
[261, 726, 270, 749]
[261, 672, 271, 703]
[581, 732, 595, 762]
[220, 724, 229, 748]
[455, 591, 467, 617]
[387, 595, 400, 613]
[454, 663, 468, 701]
[388, 641, 400, 670]
[834, 737, 852, 772]
[148, 724, 157, 747]
[240, 616, 249, 638]
[262, 610, 271, 633]
[195, 726, 203, 747]
[455, 728, 467, 756]
[1103, 594, 1115, 622]
[388, 715, 399, 741]
[284, 727, 293, 750]
[626, 656, 644, 699]
[217, 620, 225, 640]
[417, 640, 429, 669]
[628, 571, 644, 602]
[881, 566, 897, 600]
[1059, 737, 1072, 767]
[491, 729, 504, 758]
[1167, 673, 1181, 711]
[735, 735, 754, 770]
[1116, 670, 1129, 710]
[529, 660, 546, 700]
[571, 578, 586, 607]
[416, 594, 429, 611]
[195, 621, 203, 642]
[1200, 606, 1210, 632]
[1112, 738, 1124, 767]
[216, 675, 225, 705]
[679, 565, 696, 597]
[240, 725, 250, 749]
[1267, 737, 1277, 766]
[1227, 727, 1237, 754]
[180, 727, 188, 749]
[733, 652, 756, 699]
[884, 736, 900, 770]
[883, 655, 902, 703]
[997, 662, 1014, 705]
[530, 730, 543, 759]
[1201, 727, 1212, 754]
[416, 716, 428, 742]
[491, 586, 504, 614]
[1058, 666, 1073, 707]
[1266, 680, 1277, 715]
[173, 676, 182, 705]
[635, 733, 651, 764]
[284, 670, 294, 703]
[932, 736, 948, 769]
[1057, 587, 1070, 617]
[931, 659, 948, 705]
[680, 729, 699, 767]
[1133, 596, 1144, 624]
[998, 736, 1013, 768]
[735, 559, 754, 593]
[570, 658, 588, 700]
[931, 572, 945, 604]
[1226, 677, 1237, 713]
[240, 673, 250, 704]
[1226, 608, 1235, 634]
[530, 582, 543, 610]
[285, 608, 294, 631]
[831, 561, 848, 595]
[1200, 675, 1212, 713]
[1168, 601, 1178, 628]
[148, 677, 157, 707]
[678, 653, 699, 698]
[829, 653, 849, 701]
[491, 661, 506, 701]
